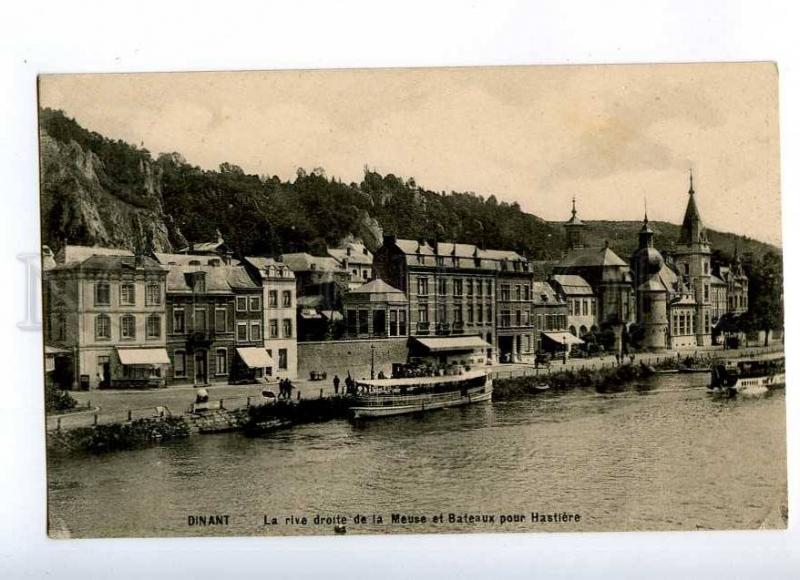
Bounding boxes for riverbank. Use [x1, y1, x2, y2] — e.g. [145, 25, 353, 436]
[46, 344, 783, 456]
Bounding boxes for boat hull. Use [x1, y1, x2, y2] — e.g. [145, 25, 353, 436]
[350, 380, 493, 419]
[709, 372, 785, 396]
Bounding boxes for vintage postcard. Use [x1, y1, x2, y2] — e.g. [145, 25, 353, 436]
[39, 63, 786, 538]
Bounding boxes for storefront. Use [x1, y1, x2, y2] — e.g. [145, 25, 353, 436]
[115, 347, 170, 388]
[541, 331, 584, 355]
[232, 347, 275, 384]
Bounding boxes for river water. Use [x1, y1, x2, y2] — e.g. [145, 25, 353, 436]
[47, 373, 787, 537]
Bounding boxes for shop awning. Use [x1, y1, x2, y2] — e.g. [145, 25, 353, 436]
[300, 308, 322, 319]
[236, 347, 275, 368]
[117, 348, 171, 365]
[542, 332, 584, 346]
[320, 310, 343, 321]
[413, 335, 492, 353]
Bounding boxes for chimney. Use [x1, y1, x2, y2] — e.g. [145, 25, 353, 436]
[346, 246, 352, 257]
[383, 233, 397, 248]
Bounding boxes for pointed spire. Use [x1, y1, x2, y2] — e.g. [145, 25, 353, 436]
[678, 170, 708, 247]
[571, 196, 577, 219]
[688, 168, 694, 195]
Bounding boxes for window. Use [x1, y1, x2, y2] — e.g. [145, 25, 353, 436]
[236, 296, 247, 312]
[95, 314, 111, 340]
[524, 285, 531, 301]
[282, 290, 292, 307]
[704, 283, 710, 302]
[467, 305, 474, 323]
[251, 321, 261, 341]
[487, 281, 493, 296]
[216, 349, 228, 375]
[436, 304, 447, 324]
[454, 306, 463, 323]
[500, 310, 511, 328]
[703, 261, 709, 275]
[418, 306, 428, 323]
[643, 297, 652, 314]
[417, 277, 429, 296]
[237, 322, 248, 342]
[268, 290, 278, 307]
[347, 310, 358, 335]
[145, 283, 161, 306]
[515, 310, 522, 326]
[278, 349, 288, 370]
[437, 278, 447, 296]
[95, 281, 110, 306]
[269, 319, 279, 338]
[582, 300, 589, 316]
[453, 279, 463, 296]
[515, 285, 522, 301]
[591, 300, 596, 316]
[501, 284, 511, 301]
[174, 351, 186, 378]
[477, 304, 483, 323]
[477, 281, 483, 297]
[173, 308, 185, 333]
[215, 308, 227, 332]
[282, 319, 292, 338]
[193, 275, 206, 293]
[467, 280, 473, 296]
[389, 310, 398, 337]
[121, 314, 136, 339]
[146, 314, 161, 339]
[399, 310, 407, 335]
[487, 306, 493, 322]
[120, 283, 136, 305]
[195, 308, 207, 332]
[249, 296, 261, 311]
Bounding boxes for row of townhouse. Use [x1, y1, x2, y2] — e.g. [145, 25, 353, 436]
[43, 245, 298, 390]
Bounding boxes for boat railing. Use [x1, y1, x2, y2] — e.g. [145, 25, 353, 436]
[351, 385, 488, 407]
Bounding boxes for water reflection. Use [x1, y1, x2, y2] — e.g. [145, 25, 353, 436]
[48, 373, 787, 537]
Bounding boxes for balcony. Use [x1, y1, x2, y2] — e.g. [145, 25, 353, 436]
[416, 321, 430, 335]
[452, 321, 465, 334]
[435, 322, 452, 336]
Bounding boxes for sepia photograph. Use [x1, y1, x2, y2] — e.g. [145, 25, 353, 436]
[37, 63, 786, 539]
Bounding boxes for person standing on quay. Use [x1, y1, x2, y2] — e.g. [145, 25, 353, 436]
[333, 375, 340, 396]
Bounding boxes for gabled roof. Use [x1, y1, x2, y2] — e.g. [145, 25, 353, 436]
[387, 238, 527, 271]
[556, 246, 628, 269]
[328, 242, 373, 265]
[154, 252, 240, 266]
[243, 256, 295, 279]
[165, 264, 256, 293]
[280, 253, 344, 273]
[57, 245, 133, 265]
[52, 254, 165, 273]
[550, 274, 593, 295]
[343, 278, 408, 304]
[532, 281, 562, 305]
[347, 278, 403, 295]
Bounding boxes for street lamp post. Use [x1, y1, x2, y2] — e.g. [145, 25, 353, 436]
[370, 344, 375, 380]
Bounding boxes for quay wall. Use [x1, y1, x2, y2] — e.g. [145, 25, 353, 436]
[296, 337, 408, 383]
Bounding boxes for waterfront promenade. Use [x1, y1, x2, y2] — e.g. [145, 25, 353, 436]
[46, 341, 783, 432]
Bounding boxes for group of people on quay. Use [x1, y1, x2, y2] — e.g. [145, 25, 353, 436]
[277, 377, 296, 399]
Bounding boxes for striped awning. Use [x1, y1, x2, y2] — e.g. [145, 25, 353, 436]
[542, 332, 584, 346]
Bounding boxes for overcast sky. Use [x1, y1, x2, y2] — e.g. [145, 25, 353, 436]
[39, 63, 782, 246]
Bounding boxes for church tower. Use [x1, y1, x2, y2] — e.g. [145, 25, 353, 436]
[672, 171, 713, 345]
[564, 197, 586, 251]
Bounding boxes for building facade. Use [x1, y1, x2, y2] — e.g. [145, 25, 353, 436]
[373, 236, 508, 364]
[494, 255, 536, 363]
[328, 240, 374, 290]
[243, 257, 298, 380]
[342, 278, 409, 339]
[44, 247, 169, 390]
[550, 274, 597, 339]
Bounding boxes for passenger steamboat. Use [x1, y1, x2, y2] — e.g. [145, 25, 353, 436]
[348, 366, 493, 419]
[709, 352, 785, 396]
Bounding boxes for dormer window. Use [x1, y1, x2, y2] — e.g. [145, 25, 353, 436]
[189, 260, 201, 266]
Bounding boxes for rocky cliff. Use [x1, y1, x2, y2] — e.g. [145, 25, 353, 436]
[38, 127, 184, 253]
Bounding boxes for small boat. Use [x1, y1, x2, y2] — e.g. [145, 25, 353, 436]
[678, 366, 711, 374]
[349, 368, 492, 419]
[708, 353, 785, 396]
[533, 384, 551, 392]
[653, 369, 680, 375]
